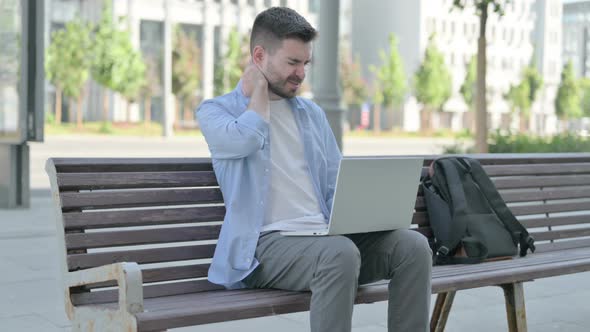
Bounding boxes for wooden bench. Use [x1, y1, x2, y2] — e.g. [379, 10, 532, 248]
[45, 153, 590, 331]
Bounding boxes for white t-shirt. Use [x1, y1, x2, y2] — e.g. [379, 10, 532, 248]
[261, 99, 327, 232]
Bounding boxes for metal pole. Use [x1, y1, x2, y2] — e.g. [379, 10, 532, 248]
[162, 0, 174, 137]
[313, 0, 343, 150]
[0, 144, 29, 208]
[202, 0, 214, 100]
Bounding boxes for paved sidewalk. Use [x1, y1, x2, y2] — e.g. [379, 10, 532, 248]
[1, 136, 589, 331]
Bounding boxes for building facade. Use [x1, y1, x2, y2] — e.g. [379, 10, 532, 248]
[563, 0, 590, 78]
[350, 0, 561, 134]
[533, 0, 562, 135]
[46, 0, 318, 125]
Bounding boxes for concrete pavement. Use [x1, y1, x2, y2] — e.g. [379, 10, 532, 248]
[1, 135, 589, 331]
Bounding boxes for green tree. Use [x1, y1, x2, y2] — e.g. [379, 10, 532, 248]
[523, 58, 543, 107]
[116, 42, 146, 122]
[555, 61, 582, 121]
[504, 80, 530, 132]
[414, 35, 452, 132]
[370, 34, 407, 133]
[91, 1, 119, 122]
[45, 19, 93, 127]
[173, 27, 202, 126]
[453, 0, 511, 152]
[141, 56, 161, 124]
[340, 50, 368, 108]
[92, 0, 145, 123]
[506, 59, 543, 132]
[460, 55, 477, 130]
[214, 28, 249, 95]
[579, 78, 590, 118]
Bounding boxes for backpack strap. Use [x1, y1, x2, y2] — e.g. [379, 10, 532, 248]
[461, 158, 536, 256]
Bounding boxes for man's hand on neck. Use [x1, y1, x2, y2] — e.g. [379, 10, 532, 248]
[242, 63, 271, 122]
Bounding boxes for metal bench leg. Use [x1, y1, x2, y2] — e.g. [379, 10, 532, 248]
[501, 282, 528, 332]
[430, 291, 456, 332]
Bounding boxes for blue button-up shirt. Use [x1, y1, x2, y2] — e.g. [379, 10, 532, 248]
[196, 81, 342, 289]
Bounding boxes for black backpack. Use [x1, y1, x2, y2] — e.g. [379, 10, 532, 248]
[421, 157, 535, 265]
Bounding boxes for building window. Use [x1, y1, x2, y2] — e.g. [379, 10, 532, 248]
[550, 31, 558, 44]
[426, 17, 435, 36]
[551, 0, 560, 17]
[0, 0, 21, 141]
[551, 61, 558, 76]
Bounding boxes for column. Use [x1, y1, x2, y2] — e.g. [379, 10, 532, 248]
[162, 0, 174, 137]
[313, 0, 343, 150]
[202, 0, 215, 100]
[0, 144, 29, 208]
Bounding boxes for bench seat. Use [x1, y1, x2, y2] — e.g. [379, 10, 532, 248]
[70, 246, 590, 331]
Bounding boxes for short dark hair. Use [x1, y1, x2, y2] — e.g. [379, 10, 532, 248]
[250, 7, 317, 54]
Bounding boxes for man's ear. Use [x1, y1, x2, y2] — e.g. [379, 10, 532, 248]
[252, 45, 265, 66]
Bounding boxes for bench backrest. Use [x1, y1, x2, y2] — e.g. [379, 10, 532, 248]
[46, 153, 590, 306]
[415, 154, 590, 254]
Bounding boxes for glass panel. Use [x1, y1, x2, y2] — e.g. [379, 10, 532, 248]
[0, 0, 22, 142]
[140, 20, 164, 124]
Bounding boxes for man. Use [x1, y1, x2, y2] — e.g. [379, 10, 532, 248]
[197, 7, 432, 332]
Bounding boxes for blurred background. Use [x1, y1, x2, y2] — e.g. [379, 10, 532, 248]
[1, 0, 590, 206]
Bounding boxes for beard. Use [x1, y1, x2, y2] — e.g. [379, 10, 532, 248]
[267, 75, 303, 99]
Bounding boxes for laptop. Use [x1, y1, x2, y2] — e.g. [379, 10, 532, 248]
[281, 156, 424, 236]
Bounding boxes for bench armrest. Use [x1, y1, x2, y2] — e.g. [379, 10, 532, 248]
[66, 262, 143, 315]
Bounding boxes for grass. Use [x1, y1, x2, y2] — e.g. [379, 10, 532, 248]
[345, 128, 470, 139]
[45, 122, 202, 137]
[45, 121, 472, 139]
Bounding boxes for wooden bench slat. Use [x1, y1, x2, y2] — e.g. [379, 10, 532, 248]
[484, 163, 590, 176]
[65, 225, 222, 250]
[414, 197, 425, 211]
[531, 227, 590, 241]
[501, 188, 590, 203]
[63, 206, 226, 230]
[494, 175, 590, 189]
[140, 288, 294, 312]
[67, 244, 216, 270]
[52, 158, 214, 173]
[73, 264, 212, 290]
[534, 238, 590, 252]
[472, 154, 590, 165]
[431, 247, 590, 277]
[57, 171, 218, 190]
[519, 214, 590, 228]
[136, 291, 313, 331]
[431, 255, 590, 294]
[142, 264, 210, 283]
[60, 188, 224, 210]
[71, 279, 224, 306]
[413, 227, 433, 238]
[510, 201, 590, 216]
[411, 211, 429, 226]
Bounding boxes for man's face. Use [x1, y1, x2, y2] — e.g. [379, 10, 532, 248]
[261, 38, 312, 99]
